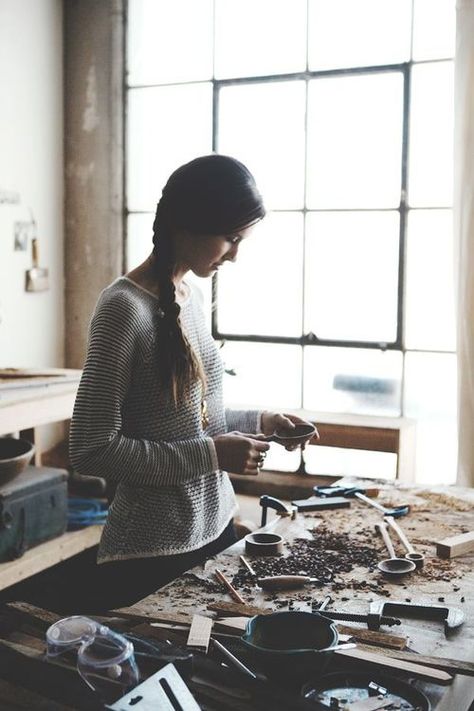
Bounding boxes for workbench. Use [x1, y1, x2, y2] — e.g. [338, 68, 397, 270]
[0, 481, 472, 709]
[123, 480, 474, 710]
[0, 370, 103, 591]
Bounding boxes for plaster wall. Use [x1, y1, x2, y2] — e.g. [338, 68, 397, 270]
[0, 0, 64, 368]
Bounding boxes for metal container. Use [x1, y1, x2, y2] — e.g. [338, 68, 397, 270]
[241, 611, 338, 683]
[0, 437, 35, 484]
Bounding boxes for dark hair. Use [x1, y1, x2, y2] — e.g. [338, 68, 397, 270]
[152, 154, 265, 405]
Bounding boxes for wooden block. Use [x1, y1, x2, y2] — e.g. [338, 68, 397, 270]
[336, 624, 407, 650]
[436, 530, 474, 558]
[208, 601, 270, 618]
[186, 615, 213, 653]
[213, 617, 249, 634]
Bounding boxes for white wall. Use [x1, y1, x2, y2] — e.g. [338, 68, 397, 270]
[0, 0, 64, 368]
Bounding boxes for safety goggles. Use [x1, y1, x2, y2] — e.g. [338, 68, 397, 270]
[46, 615, 139, 697]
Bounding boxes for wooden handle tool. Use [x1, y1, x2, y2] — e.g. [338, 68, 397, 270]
[256, 574, 318, 591]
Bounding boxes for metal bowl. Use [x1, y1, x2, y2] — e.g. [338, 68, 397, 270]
[241, 611, 338, 683]
[0, 438, 35, 484]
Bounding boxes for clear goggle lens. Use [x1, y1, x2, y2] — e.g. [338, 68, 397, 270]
[46, 616, 139, 698]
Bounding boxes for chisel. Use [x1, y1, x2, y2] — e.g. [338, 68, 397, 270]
[240, 558, 320, 591]
[256, 574, 319, 591]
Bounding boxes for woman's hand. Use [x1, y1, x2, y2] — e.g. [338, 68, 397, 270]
[213, 432, 270, 476]
[260, 411, 319, 450]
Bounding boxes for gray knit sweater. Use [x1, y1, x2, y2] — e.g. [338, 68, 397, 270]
[69, 277, 260, 563]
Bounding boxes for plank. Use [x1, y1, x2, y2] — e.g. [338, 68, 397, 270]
[335, 647, 454, 686]
[0, 677, 77, 711]
[4, 602, 62, 631]
[356, 643, 474, 677]
[112, 607, 194, 625]
[436, 531, 474, 558]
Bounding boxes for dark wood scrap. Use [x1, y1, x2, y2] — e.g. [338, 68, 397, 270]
[2, 601, 61, 631]
[0, 638, 103, 710]
[0, 677, 77, 711]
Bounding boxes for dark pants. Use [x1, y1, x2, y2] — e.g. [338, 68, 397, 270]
[2, 520, 237, 614]
[87, 519, 238, 611]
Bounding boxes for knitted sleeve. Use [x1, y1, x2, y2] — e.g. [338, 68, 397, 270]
[225, 409, 263, 434]
[69, 291, 219, 487]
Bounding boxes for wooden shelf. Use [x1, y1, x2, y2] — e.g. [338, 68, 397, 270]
[0, 526, 102, 591]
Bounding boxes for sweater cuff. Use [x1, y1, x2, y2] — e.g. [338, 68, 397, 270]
[205, 436, 220, 472]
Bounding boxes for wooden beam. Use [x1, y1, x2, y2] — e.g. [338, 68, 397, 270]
[314, 423, 399, 453]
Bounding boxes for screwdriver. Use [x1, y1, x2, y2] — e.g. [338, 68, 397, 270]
[240, 557, 320, 591]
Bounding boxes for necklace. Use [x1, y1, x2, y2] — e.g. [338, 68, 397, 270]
[201, 398, 209, 430]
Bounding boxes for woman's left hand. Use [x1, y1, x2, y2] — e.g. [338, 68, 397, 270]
[260, 412, 318, 450]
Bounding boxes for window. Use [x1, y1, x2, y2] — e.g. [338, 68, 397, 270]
[126, 0, 456, 483]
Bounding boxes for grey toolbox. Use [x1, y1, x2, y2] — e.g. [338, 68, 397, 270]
[0, 466, 68, 561]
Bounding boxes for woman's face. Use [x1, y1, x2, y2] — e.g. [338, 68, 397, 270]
[175, 222, 256, 278]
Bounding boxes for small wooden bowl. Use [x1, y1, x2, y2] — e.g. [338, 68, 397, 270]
[244, 532, 284, 555]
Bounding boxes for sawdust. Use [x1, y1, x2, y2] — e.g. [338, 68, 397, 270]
[417, 558, 458, 583]
[411, 491, 474, 512]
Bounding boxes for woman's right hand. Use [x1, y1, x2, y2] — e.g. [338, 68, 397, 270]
[213, 432, 270, 476]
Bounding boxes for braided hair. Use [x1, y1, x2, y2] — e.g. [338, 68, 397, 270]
[152, 154, 265, 405]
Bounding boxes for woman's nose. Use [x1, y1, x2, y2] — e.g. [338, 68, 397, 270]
[226, 244, 239, 262]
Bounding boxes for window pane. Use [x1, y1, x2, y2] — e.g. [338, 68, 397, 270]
[217, 213, 303, 337]
[214, 0, 307, 79]
[127, 213, 154, 270]
[408, 62, 454, 207]
[308, 0, 411, 70]
[304, 445, 397, 480]
[404, 352, 457, 484]
[222, 342, 302, 409]
[305, 212, 400, 343]
[412, 0, 455, 61]
[405, 209, 455, 351]
[307, 73, 404, 208]
[304, 346, 402, 415]
[127, 0, 213, 85]
[127, 84, 212, 211]
[218, 82, 306, 210]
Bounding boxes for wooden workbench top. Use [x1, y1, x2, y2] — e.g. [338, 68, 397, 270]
[127, 481, 474, 710]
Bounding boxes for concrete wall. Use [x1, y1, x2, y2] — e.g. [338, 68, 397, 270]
[64, 0, 124, 369]
[0, 0, 64, 368]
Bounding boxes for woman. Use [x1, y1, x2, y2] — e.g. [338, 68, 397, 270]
[69, 154, 313, 609]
